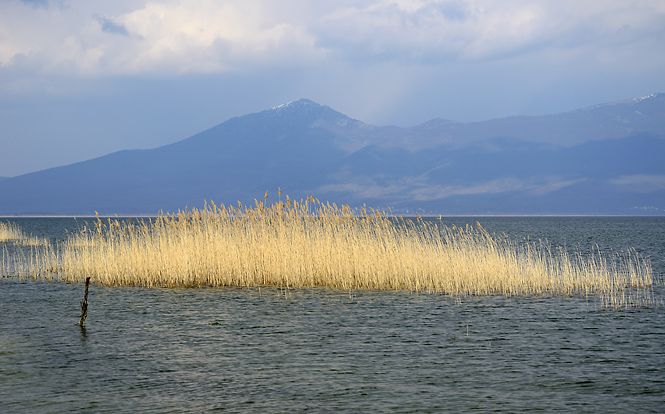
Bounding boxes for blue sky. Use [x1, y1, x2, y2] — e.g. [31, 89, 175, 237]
[1, 0, 664, 177]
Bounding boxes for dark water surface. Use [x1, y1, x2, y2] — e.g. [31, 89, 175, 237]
[1, 217, 664, 413]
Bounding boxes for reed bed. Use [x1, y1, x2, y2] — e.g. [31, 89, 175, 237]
[0, 221, 24, 242]
[0, 221, 49, 247]
[1, 194, 658, 308]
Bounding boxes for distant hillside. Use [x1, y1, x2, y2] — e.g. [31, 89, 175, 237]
[1, 95, 664, 215]
[391, 94, 665, 149]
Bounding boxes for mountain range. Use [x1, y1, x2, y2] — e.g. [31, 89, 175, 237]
[1, 94, 664, 215]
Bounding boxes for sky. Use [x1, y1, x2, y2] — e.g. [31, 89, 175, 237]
[1, 0, 664, 177]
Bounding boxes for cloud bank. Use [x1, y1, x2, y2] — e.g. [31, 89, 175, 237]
[2, 0, 664, 76]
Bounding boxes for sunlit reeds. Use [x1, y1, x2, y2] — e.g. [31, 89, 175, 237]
[0, 221, 24, 242]
[1, 195, 658, 309]
[0, 221, 49, 247]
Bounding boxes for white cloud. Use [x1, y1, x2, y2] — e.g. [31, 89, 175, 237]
[114, 0, 323, 73]
[316, 0, 665, 63]
[610, 175, 665, 192]
[1, 0, 664, 76]
[0, 0, 324, 75]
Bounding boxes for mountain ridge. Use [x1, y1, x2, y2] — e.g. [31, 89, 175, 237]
[0, 95, 663, 215]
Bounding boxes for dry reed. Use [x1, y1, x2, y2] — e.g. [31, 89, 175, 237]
[0, 221, 49, 247]
[0, 221, 24, 242]
[1, 195, 658, 308]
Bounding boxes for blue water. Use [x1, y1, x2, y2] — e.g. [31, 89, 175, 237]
[1, 217, 664, 413]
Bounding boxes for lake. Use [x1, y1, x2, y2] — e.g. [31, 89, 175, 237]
[1, 217, 664, 412]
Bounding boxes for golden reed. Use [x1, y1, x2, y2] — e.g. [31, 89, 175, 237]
[0, 221, 48, 247]
[0, 221, 24, 242]
[1, 193, 658, 308]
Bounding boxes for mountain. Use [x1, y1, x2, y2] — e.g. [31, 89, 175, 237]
[392, 94, 665, 150]
[1, 95, 664, 215]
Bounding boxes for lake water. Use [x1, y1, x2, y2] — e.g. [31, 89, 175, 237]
[1, 217, 664, 413]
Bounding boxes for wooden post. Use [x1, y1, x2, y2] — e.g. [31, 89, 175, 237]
[77, 277, 90, 326]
